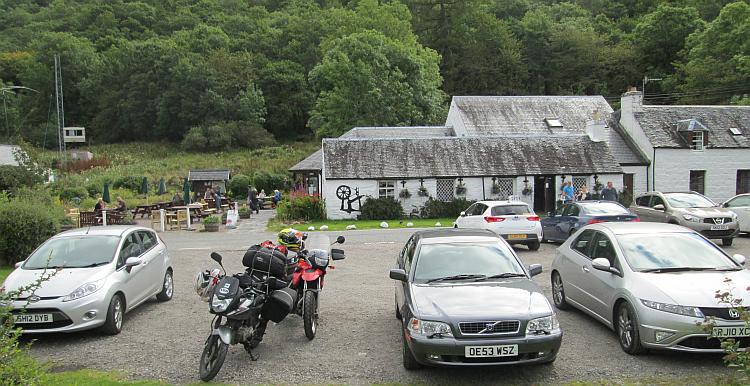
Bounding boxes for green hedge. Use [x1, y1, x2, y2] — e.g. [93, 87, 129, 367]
[0, 198, 63, 265]
[251, 171, 290, 194]
[360, 197, 403, 220]
[113, 176, 142, 192]
[58, 186, 89, 203]
[422, 198, 476, 219]
[228, 174, 251, 199]
[276, 193, 326, 221]
[0, 165, 43, 192]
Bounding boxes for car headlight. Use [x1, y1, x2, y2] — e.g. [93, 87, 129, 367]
[682, 214, 701, 223]
[210, 295, 231, 313]
[62, 278, 105, 302]
[408, 318, 453, 338]
[526, 314, 560, 335]
[641, 299, 704, 318]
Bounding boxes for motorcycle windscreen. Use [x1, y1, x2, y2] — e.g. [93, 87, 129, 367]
[214, 276, 240, 300]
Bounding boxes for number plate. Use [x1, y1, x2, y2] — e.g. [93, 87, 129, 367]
[507, 234, 527, 240]
[14, 313, 53, 324]
[712, 326, 750, 338]
[710, 225, 729, 231]
[465, 345, 518, 358]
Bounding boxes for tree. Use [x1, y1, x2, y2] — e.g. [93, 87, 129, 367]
[308, 30, 445, 138]
[633, 4, 704, 76]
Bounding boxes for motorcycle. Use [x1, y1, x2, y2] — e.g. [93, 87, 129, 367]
[198, 252, 296, 382]
[290, 235, 346, 340]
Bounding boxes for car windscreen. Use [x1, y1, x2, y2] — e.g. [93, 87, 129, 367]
[580, 202, 629, 215]
[491, 205, 532, 216]
[413, 242, 525, 282]
[23, 236, 121, 269]
[617, 233, 737, 271]
[664, 193, 715, 208]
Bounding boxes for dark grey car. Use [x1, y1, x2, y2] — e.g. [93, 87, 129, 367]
[389, 229, 562, 368]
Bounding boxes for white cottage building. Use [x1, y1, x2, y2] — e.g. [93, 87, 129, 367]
[291, 96, 648, 220]
[618, 90, 750, 202]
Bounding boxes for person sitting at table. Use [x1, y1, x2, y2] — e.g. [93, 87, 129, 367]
[172, 191, 183, 206]
[94, 198, 106, 213]
[204, 188, 213, 200]
[116, 196, 127, 212]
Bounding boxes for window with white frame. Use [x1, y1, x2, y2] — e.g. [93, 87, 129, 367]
[436, 179, 455, 201]
[495, 178, 514, 199]
[378, 180, 396, 199]
[691, 131, 704, 151]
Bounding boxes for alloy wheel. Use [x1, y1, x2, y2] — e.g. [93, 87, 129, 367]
[618, 307, 633, 348]
[552, 276, 564, 305]
[113, 298, 123, 331]
[164, 273, 173, 298]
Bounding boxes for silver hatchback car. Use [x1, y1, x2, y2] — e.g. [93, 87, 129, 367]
[551, 222, 748, 354]
[2, 226, 173, 334]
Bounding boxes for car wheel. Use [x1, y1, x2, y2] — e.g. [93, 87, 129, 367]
[156, 269, 173, 301]
[101, 294, 125, 335]
[616, 301, 646, 355]
[541, 229, 548, 243]
[722, 238, 734, 247]
[454, 224, 458, 228]
[402, 330, 422, 370]
[395, 295, 402, 320]
[551, 272, 570, 310]
[528, 241, 540, 251]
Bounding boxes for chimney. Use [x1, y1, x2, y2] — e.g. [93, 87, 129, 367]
[621, 88, 643, 116]
[585, 111, 607, 142]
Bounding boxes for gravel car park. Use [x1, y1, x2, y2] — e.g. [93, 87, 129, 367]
[20, 215, 744, 384]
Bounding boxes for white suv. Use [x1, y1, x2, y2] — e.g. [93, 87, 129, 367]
[454, 200, 543, 250]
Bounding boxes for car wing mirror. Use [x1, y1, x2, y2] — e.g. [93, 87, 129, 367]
[389, 268, 407, 282]
[591, 257, 621, 276]
[125, 257, 142, 270]
[460, 211, 466, 217]
[653, 204, 665, 211]
[528, 264, 543, 277]
[14, 260, 25, 269]
[733, 254, 746, 266]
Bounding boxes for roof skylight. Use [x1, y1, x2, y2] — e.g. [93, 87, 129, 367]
[729, 127, 742, 135]
[545, 118, 563, 128]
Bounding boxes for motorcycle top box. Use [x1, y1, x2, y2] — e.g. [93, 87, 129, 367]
[243, 245, 295, 278]
[262, 287, 297, 323]
[210, 276, 240, 314]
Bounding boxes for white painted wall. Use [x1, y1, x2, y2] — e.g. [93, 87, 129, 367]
[619, 91, 655, 189]
[445, 100, 467, 137]
[653, 148, 750, 203]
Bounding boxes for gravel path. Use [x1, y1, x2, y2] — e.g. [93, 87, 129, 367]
[28, 213, 745, 384]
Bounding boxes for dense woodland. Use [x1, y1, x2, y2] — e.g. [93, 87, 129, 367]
[0, 0, 748, 147]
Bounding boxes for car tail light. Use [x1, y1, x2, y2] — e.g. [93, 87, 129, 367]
[526, 216, 540, 221]
[631, 217, 640, 222]
[484, 216, 505, 223]
[588, 219, 604, 224]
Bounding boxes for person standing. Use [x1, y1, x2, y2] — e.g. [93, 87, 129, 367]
[578, 185, 591, 201]
[272, 189, 281, 209]
[212, 187, 222, 213]
[563, 181, 575, 203]
[601, 181, 619, 201]
[248, 187, 259, 214]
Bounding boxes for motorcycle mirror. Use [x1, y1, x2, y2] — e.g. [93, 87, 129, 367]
[335, 236, 345, 245]
[210, 252, 222, 264]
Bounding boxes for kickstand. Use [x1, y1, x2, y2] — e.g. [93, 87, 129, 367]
[249, 351, 259, 361]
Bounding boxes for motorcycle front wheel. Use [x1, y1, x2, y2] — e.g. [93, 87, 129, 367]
[303, 291, 318, 340]
[199, 334, 228, 381]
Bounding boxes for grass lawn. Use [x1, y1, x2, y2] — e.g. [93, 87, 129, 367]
[0, 265, 13, 283]
[565, 374, 741, 386]
[43, 369, 230, 385]
[268, 217, 456, 232]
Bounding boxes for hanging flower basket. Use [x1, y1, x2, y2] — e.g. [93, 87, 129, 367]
[399, 189, 412, 199]
[522, 187, 533, 196]
[491, 183, 501, 195]
[417, 186, 429, 197]
[593, 181, 603, 193]
[455, 183, 467, 196]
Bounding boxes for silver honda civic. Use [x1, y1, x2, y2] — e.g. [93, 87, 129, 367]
[1, 226, 173, 334]
[551, 222, 748, 354]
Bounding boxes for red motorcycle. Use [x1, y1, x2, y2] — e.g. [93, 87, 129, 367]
[290, 235, 346, 339]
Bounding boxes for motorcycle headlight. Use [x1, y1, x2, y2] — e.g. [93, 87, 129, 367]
[641, 299, 704, 318]
[210, 295, 231, 313]
[407, 318, 453, 338]
[526, 314, 560, 335]
[62, 278, 105, 302]
[682, 214, 701, 223]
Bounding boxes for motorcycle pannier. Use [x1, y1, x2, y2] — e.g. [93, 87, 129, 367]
[261, 287, 296, 323]
[243, 245, 290, 278]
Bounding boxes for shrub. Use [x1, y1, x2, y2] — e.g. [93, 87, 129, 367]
[113, 176, 142, 192]
[86, 183, 102, 198]
[422, 198, 476, 218]
[58, 186, 89, 203]
[276, 192, 326, 221]
[619, 190, 633, 208]
[231, 122, 276, 149]
[360, 197, 403, 220]
[0, 165, 42, 192]
[203, 215, 220, 224]
[251, 171, 291, 193]
[206, 124, 233, 151]
[228, 174, 251, 199]
[181, 126, 208, 151]
[0, 198, 63, 265]
[182, 122, 277, 152]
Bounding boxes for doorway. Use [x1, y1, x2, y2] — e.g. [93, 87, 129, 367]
[534, 175, 556, 214]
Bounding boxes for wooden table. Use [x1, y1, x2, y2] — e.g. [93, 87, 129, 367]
[169, 204, 204, 227]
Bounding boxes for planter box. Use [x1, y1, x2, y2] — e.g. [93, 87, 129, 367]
[239, 213, 251, 219]
[204, 223, 220, 232]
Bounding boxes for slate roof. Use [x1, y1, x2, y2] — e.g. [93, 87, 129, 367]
[449, 96, 614, 136]
[608, 112, 650, 165]
[634, 105, 750, 148]
[0, 144, 20, 166]
[289, 149, 323, 172]
[188, 169, 231, 181]
[323, 135, 622, 179]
